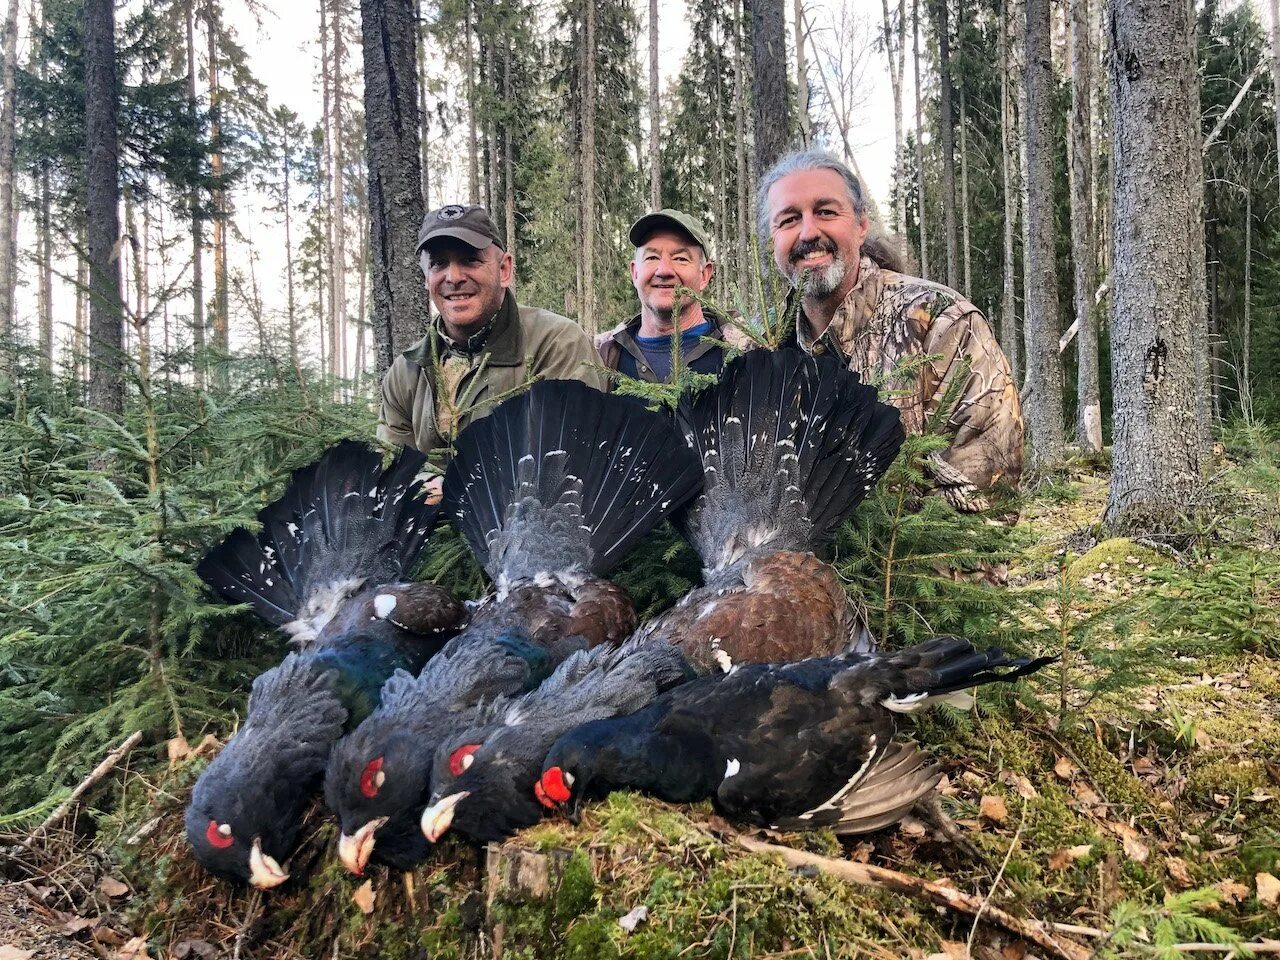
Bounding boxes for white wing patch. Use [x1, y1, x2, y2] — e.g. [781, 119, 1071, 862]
[373, 594, 398, 619]
[723, 758, 741, 779]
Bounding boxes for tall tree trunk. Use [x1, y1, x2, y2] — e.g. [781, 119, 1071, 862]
[934, 0, 959, 289]
[0, 0, 20, 343]
[1069, 0, 1101, 453]
[746, 0, 792, 176]
[465, 0, 479, 204]
[881, 0, 907, 234]
[733, 0, 749, 292]
[207, 2, 228, 371]
[282, 124, 301, 380]
[794, 0, 810, 146]
[1271, 0, 1280, 215]
[1104, 0, 1204, 531]
[957, 0, 972, 294]
[649, 0, 660, 208]
[185, 0, 204, 388]
[1241, 188, 1252, 422]
[503, 36, 515, 261]
[999, 0, 1021, 384]
[85, 0, 125, 413]
[74, 237, 88, 381]
[320, 0, 335, 374]
[37, 166, 52, 371]
[1021, 0, 1064, 469]
[485, 31, 497, 212]
[912, 0, 930, 279]
[332, 0, 348, 382]
[579, 0, 596, 334]
[360, 0, 429, 371]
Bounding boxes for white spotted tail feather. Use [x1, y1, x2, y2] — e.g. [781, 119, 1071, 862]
[443, 380, 704, 595]
[674, 347, 906, 576]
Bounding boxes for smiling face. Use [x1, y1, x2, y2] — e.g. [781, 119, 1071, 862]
[422, 238, 513, 340]
[765, 168, 869, 305]
[629, 228, 714, 333]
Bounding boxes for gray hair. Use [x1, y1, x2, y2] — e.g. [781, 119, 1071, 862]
[756, 149, 909, 275]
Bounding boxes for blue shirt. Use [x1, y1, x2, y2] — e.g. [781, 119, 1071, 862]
[617, 320, 723, 381]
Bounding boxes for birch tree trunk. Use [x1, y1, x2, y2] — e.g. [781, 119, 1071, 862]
[1069, 0, 1101, 453]
[85, 0, 125, 413]
[1022, 0, 1064, 468]
[361, 0, 428, 372]
[746, 0, 792, 175]
[934, 0, 959, 289]
[0, 0, 21, 341]
[581, 0, 597, 334]
[186, 0, 204, 388]
[880, 0, 907, 234]
[1104, 0, 1205, 531]
[912, 0, 929, 279]
[794, 0, 810, 146]
[649, 0, 660, 208]
[999, 0, 1021, 384]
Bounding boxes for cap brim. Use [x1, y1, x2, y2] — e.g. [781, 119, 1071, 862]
[629, 213, 698, 250]
[417, 226, 497, 253]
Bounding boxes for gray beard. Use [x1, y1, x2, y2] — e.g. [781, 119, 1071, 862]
[790, 257, 847, 299]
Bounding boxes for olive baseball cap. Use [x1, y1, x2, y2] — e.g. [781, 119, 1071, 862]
[417, 204, 505, 253]
[628, 209, 712, 259]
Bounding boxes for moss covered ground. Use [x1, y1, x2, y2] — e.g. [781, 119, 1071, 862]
[4, 448, 1280, 959]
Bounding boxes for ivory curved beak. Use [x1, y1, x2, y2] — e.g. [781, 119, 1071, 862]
[337, 817, 389, 876]
[420, 791, 469, 843]
[248, 837, 289, 889]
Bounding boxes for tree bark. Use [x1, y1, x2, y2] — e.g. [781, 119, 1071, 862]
[912, 0, 929, 279]
[794, 0, 809, 146]
[282, 122, 301, 380]
[186, 0, 205, 388]
[999, 0, 1021, 384]
[746, 0, 792, 176]
[1104, 0, 1205, 531]
[0, 0, 21, 342]
[733, 0, 749, 290]
[1069, 0, 1101, 453]
[1021, 0, 1064, 469]
[581, 0, 596, 334]
[934, 0, 959, 290]
[85, 0, 125, 413]
[206, 1, 229, 372]
[503, 35, 514, 260]
[957, 0, 972, 294]
[880, 0, 907, 234]
[361, 0, 429, 372]
[1271, 0, 1280, 220]
[320, 0, 334, 374]
[465, 0, 479, 204]
[332, 0, 348, 381]
[649, 0, 660, 208]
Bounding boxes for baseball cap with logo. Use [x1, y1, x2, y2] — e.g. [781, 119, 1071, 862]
[628, 209, 713, 260]
[417, 204, 505, 254]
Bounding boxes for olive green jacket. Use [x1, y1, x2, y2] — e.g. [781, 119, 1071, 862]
[377, 291, 606, 456]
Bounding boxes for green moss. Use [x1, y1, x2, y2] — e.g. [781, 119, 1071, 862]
[1066, 538, 1167, 584]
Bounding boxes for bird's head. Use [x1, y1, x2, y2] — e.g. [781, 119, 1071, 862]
[420, 727, 547, 843]
[536, 732, 600, 821]
[326, 726, 435, 875]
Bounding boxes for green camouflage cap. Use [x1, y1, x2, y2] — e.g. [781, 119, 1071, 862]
[628, 209, 713, 259]
[417, 204, 505, 253]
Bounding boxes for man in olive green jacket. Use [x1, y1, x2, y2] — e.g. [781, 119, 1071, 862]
[378, 204, 604, 465]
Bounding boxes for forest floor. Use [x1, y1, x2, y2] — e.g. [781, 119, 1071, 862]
[3, 449, 1280, 960]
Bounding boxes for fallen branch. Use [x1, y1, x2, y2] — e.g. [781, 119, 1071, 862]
[17, 730, 144, 852]
[733, 834, 1091, 960]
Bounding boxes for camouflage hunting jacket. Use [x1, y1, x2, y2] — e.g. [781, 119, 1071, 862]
[377, 290, 605, 459]
[785, 256, 1024, 511]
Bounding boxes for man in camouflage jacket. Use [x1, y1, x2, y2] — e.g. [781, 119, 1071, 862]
[761, 151, 1023, 511]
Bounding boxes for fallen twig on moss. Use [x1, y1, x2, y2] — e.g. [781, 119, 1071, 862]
[733, 834, 1092, 960]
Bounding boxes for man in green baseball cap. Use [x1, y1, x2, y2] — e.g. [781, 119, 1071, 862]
[595, 208, 751, 387]
[378, 204, 605, 482]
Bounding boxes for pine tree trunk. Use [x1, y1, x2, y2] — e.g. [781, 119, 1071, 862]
[746, 0, 792, 176]
[332, 0, 348, 382]
[361, 0, 429, 372]
[186, 0, 204, 388]
[85, 0, 125, 413]
[416, 0, 430, 215]
[282, 126, 301, 380]
[912, 0, 930, 279]
[74, 237, 87, 381]
[0, 0, 21, 342]
[207, 2, 229, 372]
[1021, 0, 1064, 469]
[1271, 0, 1280, 219]
[485, 32, 498, 212]
[465, 0, 479, 204]
[999, 0, 1021, 384]
[880, 0, 906, 233]
[320, 0, 335, 375]
[581, 0, 597, 334]
[957, 0, 972, 294]
[38, 166, 52, 371]
[794, 0, 809, 146]
[934, 0, 959, 289]
[1069, 0, 1101, 453]
[1104, 0, 1204, 532]
[1241, 189, 1252, 422]
[503, 36, 515, 260]
[649, 0, 660, 208]
[733, 0, 749, 288]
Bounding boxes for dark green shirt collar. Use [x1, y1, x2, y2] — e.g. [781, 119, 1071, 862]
[402, 290, 524, 369]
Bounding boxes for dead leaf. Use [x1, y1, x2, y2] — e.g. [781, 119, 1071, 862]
[172, 940, 217, 959]
[1047, 845, 1093, 870]
[166, 735, 191, 762]
[1001, 944, 1027, 960]
[63, 916, 98, 935]
[352, 879, 375, 915]
[929, 941, 970, 960]
[1110, 822, 1150, 863]
[193, 733, 222, 756]
[1164, 857, 1193, 889]
[999, 770, 1038, 800]
[1216, 879, 1250, 904]
[99, 876, 129, 898]
[113, 938, 149, 960]
[1257, 872, 1280, 907]
[1054, 756, 1079, 780]
[1071, 780, 1103, 809]
[1212, 793, 1231, 807]
[618, 905, 648, 933]
[0, 947, 35, 960]
[1247, 790, 1275, 803]
[980, 795, 1009, 824]
[899, 816, 928, 837]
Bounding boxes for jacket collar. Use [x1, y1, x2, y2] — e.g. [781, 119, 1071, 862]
[402, 290, 524, 369]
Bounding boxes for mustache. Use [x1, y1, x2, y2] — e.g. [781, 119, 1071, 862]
[789, 238, 839, 264]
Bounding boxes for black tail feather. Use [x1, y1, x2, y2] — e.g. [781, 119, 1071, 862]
[861, 636, 1055, 699]
[197, 441, 442, 626]
[675, 348, 905, 570]
[443, 380, 704, 586]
